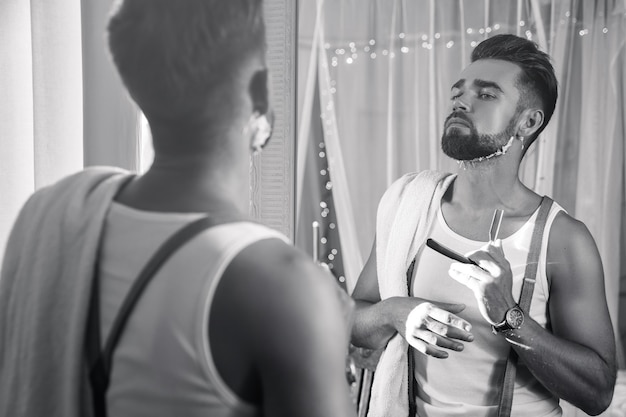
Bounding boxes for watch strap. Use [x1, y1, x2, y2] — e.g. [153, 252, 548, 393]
[492, 305, 523, 333]
[492, 315, 509, 334]
[497, 196, 553, 417]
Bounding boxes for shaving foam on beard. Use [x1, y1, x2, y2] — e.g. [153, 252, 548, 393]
[462, 135, 516, 164]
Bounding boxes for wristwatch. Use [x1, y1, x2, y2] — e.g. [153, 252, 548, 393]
[492, 305, 524, 334]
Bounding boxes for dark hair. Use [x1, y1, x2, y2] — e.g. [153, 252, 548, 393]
[471, 34, 558, 143]
[107, 0, 266, 125]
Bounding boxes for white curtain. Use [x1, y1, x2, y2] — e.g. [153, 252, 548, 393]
[298, 0, 626, 414]
[0, 0, 140, 267]
[0, 0, 83, 262]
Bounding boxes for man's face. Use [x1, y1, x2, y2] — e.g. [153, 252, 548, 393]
[442, 59, 522, 161]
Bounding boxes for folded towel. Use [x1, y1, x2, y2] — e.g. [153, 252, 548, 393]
[369, 170, 454, 417]
[0, 167, 133, 417]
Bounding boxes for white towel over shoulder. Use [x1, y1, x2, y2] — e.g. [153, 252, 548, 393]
[0, 167, 134, 417]
[369, 170, 455, 417]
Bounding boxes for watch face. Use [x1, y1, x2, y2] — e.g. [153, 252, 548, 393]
[506, 307, 524, 329]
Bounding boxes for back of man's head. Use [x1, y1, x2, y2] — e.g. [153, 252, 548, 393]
[108, 0, 266, 127]
[471, 34, 558, 142]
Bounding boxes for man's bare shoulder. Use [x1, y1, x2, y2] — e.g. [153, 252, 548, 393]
[548, 210, 597, 256]
[547, 209, 603, 288]
[218, 237, 350, 337]
[225, 237, 336, 294]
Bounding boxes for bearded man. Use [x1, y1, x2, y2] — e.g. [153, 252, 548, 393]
[351, 34, 616, 417]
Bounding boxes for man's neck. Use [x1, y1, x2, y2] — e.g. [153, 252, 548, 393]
[116, 150, 250, 217]
[448, 156, 529, 214]
[442, 158, 540, 240]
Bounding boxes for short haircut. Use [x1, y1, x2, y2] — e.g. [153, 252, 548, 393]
[471, 34, 558, 142]
[107, 0, 266, 125]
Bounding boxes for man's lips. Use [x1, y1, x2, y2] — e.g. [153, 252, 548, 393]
[445, 117, 471, 129]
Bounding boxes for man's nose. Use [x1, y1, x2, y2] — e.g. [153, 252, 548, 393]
[452, 96, 470, 112]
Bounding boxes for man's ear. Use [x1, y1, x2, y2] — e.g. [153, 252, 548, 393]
[517, 108, 544, 138]
[249, 68, 269, 115]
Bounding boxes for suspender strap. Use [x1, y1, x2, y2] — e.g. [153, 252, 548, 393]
[87, 216, 218, 417]
[405, 259, 417, 417]
[497, 196, 554, 417]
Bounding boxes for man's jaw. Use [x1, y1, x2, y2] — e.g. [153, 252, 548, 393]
[459, 135, 516, 165]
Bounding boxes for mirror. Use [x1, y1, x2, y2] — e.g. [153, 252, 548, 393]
[295, 0, 626, 367]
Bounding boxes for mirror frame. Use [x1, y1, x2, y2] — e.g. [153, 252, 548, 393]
[250, 0, 297, 241]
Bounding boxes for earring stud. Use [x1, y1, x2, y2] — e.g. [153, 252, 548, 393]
[250, 114, 272, 154]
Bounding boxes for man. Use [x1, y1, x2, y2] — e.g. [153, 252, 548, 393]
[0, 1, 355, 417]
[351, 34, 616, 416]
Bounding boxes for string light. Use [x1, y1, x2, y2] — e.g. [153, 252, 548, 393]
[314, 72, 348, 286]
[325, 23, 513, 69]
[324, 10, 599, 71]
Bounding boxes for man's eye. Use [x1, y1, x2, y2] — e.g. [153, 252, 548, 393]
[479, 93, 496, 100]
[450, 93, 461, 101]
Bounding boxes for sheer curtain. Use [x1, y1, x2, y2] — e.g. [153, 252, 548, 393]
[299, 0, 626, 414]
[0, 0, 140, 267]
[0, 0, 83, 263]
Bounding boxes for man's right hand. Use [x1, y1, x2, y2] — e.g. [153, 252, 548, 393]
[351, 239, 474, 355]
[397, 298, 474, 358]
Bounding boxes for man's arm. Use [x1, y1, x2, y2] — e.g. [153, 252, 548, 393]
[352, 239, 473, 358]
[450, 213, 616, 415]
[517, 214, 616, 414]
[214, 238, 356, 417]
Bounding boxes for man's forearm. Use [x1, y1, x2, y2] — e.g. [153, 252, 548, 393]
[504, 320, 616, 416]
[351, 298, 401, 350]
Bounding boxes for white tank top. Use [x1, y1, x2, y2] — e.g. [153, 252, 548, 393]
[411, 201, 564, 417]
[98, 202, 288, 417]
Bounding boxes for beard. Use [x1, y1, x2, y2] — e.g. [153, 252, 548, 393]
[441, 112, 517, 161]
